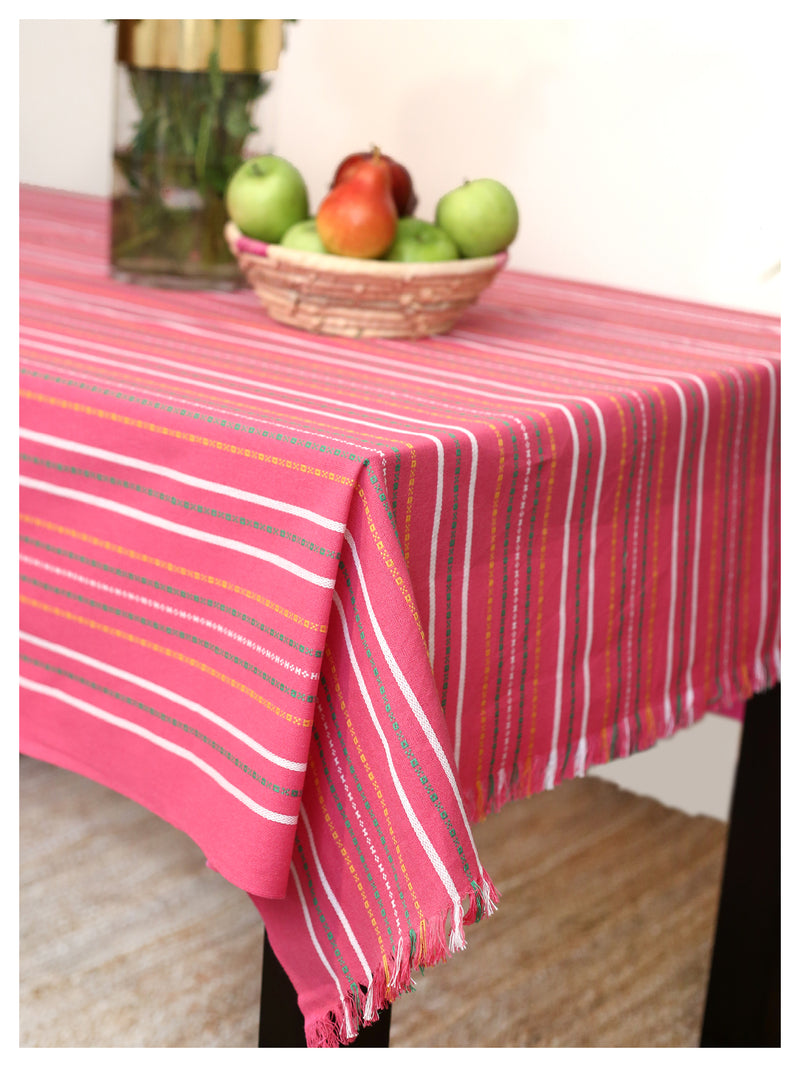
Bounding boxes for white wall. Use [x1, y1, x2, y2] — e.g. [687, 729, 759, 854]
[21, 18, 781, 817]
[19, 18, 782, 315]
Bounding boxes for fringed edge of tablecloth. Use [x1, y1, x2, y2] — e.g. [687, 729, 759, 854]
[301, 675, 770, 1045]
[304, 869, 500, 1048]
[460, 694, 754, 824]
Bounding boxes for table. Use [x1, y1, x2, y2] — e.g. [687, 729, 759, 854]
[19, 185, 781, 1047]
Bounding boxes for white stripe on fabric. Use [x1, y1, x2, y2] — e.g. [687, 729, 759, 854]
[342, 531, 481, 864]
[454, 430, 478, 767]
[19, 475, 335, 589]
[753, 357, 779, 690]
[19, 427, 346, 534]
[426, 437, 445, 669]
[497, 414, 534, 777]
[573, 397, 608, 775]
[331, 589, 462, 908]
[680, 374, 712, 722]
[620, 391, 650, 734]
[299, 806, 373, 983]
[661, 383, 689, 734]
[19, 630, 307, 772]
[316, 708, 402, 937]
[288, 863, 352, 1035]
[721, 369, 746, 704]
[543, 409, 581, 789]
[19, 675, 298, 823]
[771, 621, 781, 683]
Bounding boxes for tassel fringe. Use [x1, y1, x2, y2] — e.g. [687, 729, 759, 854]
[303, 670, 769, 1047]
[303, 870, 500, 1048]
[463, 687, 769, 825]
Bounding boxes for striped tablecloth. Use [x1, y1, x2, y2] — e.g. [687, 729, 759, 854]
[19, 185, 780, 1046]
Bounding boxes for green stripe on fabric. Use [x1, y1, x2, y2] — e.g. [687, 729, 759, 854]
[631, 391, 655, 747]
[611, 392, 641, 756]
[674, 382, 700, 728]
[315, 677, 404, 945]
[440, 433, 462, 715]
[487, 420, 520, 800]
[339, 560, 474, 879]
[294, 838, 358, 993]
[363, 457, 401, 542]
[730, 369, 754, 697]
[390, 447, 402, 527]
[712, 370, 738, 702]
[510, 415, 544, 788]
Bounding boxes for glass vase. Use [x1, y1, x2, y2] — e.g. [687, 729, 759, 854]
[110, 19, 284, 290]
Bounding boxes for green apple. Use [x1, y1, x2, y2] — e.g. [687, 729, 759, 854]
[383, 217, 459, 262]
[225, 155, 309, 244]
[280, 219, 329, 254]
[435, 178, 519, 257]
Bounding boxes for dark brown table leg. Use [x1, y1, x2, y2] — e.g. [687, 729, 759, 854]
[259, 686, 780, 1047]
[258, 929, 392, 1047]
[700, 683, 780, 1046]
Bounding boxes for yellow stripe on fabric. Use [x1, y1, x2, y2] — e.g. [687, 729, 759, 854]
[19, 595, 314, 729]
[734, 369, 760, 695]
[355, 484, 427, 655]
[325, 648, 423, 919]
[19, 513, 325, 634]
[474, 423, 505, 819]
[20, 389, 357, 488]
[307, 748, 391, 965]
[402, 443, 417, 567]
[703, 372, 727, 700]
[522, 412, 558, 787]
[644, 388, 669, 722]
[601, 395, 628, 758]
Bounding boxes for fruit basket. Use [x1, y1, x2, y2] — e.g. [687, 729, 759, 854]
[224, 221, 508, 339]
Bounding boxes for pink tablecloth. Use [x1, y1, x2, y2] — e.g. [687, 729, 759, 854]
[19, 186, 780, 1045]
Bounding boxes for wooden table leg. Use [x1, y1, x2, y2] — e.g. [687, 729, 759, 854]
[258, 929, 392, 1047]
[700, 683, 780, 1046]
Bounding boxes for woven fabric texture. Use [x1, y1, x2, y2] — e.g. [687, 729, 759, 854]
[19, 186, 780, 1046]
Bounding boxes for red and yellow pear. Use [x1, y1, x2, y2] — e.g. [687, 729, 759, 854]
[331, 148, 417, 217]
[316, 149, 397, 259]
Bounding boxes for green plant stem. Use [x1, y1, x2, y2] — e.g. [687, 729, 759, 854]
[112, 61, 268, 278]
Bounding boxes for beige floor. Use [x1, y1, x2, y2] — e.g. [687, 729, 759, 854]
[19, 754, 727, 1047]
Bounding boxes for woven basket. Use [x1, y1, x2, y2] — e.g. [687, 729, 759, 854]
[224, 221, 507, 339]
